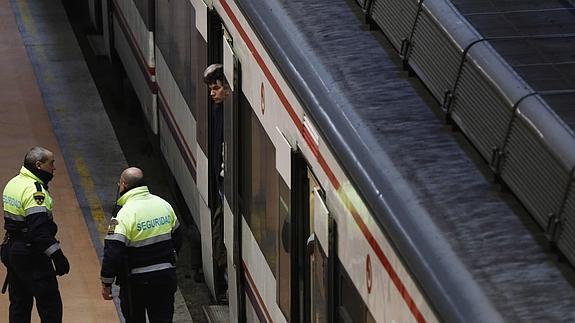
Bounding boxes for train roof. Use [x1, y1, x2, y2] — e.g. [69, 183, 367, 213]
[237, 0, 575, 321]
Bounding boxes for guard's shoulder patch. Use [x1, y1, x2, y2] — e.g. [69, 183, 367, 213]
[107, 218, 119, 234]
[33, 191, 45, 205]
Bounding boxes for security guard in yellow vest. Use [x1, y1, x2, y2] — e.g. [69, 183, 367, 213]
[1, 146, 70, 323]
[100, 167, 182, 323]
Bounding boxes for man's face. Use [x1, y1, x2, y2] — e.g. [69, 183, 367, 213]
[209, 80, 228, 104]
[37, 152, 56, 174]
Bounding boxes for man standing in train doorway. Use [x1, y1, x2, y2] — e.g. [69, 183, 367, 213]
[1, 146, 70, 323]
[203, 64, 230, 303]
[100, 167, 182, 322]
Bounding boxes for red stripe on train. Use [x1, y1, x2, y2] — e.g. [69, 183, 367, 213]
[112, 0, 157, 93]
[157, 89, 198, 170]
[243, 261, 274, 323]
[219, 1, 427, 322]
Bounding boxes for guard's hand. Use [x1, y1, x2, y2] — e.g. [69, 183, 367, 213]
[51, 249, 70, 276]
[101, 285, 113, 300]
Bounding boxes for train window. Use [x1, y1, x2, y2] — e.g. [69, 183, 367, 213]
[133, 0, 154, 31]
[156, 0, 196, 113]
[308, 173, 329, 323]
[278, 179, 291, 317]
[155, 1, 169, 58]
[238, 94, 279, 275]
[366, 310, 376, 323]
[312, 242, 329, 322]
[338, 265, 375, 323]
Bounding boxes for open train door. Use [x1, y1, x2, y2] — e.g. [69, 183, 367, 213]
[222, 26, 244, 322]
[201, 8, 227, 301]
[202, 9, 243, 317]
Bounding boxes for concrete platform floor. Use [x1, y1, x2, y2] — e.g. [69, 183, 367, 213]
[0, 0, 118, 321]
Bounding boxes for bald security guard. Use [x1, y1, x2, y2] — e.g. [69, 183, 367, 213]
[100, 167, 182, 323]
[1, 146, 70, 323]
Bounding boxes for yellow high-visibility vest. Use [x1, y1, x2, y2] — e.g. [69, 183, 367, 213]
[3, 166, 53, 221]
[105, 186, 179, 266]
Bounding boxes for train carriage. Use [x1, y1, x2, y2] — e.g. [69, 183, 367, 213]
[96, 0, 575, 322]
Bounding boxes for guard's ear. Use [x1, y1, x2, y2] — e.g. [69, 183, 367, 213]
[35, 161, 41, 169]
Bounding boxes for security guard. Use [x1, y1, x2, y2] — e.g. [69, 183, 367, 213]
[100, 167, 182, 323]
[1, 146, 70, 323]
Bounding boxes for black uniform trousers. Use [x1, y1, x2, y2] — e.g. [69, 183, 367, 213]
[120, 268, 177, 323]
[7, 242, 62, 323]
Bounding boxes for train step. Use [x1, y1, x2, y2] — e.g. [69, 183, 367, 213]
[203, 305, 229, 323]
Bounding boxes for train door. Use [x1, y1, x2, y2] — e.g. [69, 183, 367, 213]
[205, 9, 244, 318]
[222, 27, 245, 322]
[292, 152, 336, 322]
[204, 9, 226, 301]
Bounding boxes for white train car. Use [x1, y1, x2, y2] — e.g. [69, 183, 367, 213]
[111, 0, 157, 134]
[100, 0, 575, 322]
[208, 1, 442, 321]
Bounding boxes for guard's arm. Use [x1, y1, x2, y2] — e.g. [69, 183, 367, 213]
[100, 235, 128, 286]
[24, 205, 59, 256]
[171, 215, 183, 254]
[172, 225, 183, 254]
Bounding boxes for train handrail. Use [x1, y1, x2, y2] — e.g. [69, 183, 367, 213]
[400, 0, 426, 66]
[445, 33, 575, 115]
[489, 91, 539, 175]
[548, 165, 575, 242]
[442, 37, 487, 117]
[394, 0, 575, 244]
[494, 89, 575, 174]
[353, 0, 575, 317]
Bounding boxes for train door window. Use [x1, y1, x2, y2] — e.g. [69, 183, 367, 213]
[338, 265, 376, 323]
[192, 10, 208, 152]
[278, 171, 291, 318]
[156, 1, 169, 59]
[206, 13, 223, 209]
[134, 0, 154, 31]
[238, 93, 279, 274]
[223, 30, 237, 204]
[309, 174, 329, 323]
[155, 0, 194, 111]
[311, 240, 329, 323]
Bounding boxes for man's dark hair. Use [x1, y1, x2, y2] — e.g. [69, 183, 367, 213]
[203, 64, 224, 85]
[23, 147, 52, 169]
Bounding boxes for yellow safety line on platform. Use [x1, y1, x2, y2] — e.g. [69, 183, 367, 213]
[74, 156, 110, 241]
[13, 0, 35, 34]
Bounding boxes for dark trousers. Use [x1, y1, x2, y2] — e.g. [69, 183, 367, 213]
[212, 204, 227, 300]
[120, 268, 177, 323]
[7, 252, 62, 323]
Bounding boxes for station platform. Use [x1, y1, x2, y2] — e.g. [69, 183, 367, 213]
[0, 0, 195, 321]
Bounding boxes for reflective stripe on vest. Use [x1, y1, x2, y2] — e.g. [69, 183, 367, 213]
[130, 262, 174, 274]
[112, 187, 177, 243]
